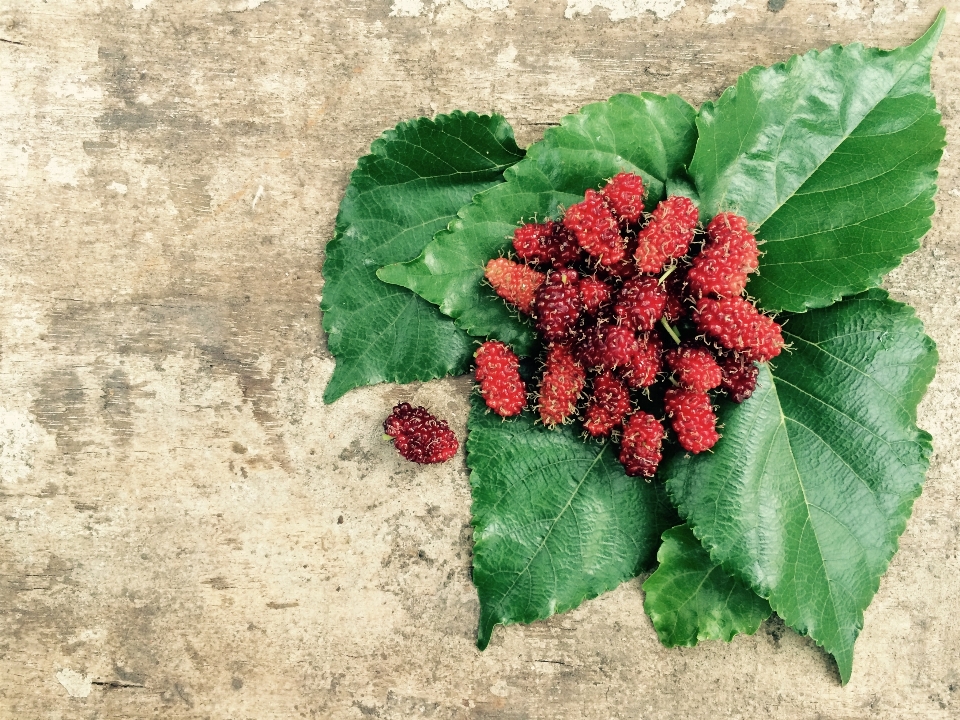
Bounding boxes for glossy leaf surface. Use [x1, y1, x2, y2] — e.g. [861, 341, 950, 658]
[664, 290, 937, 683]
[690, 12, 944, 312]
[378, 93, 697, 355]
[643, 524, 771, 647]
[467, 395, 678, 649]
[321, 112, 524, 402]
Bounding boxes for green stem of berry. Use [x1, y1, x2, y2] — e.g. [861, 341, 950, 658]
[658, 265, 677, 285]
[660, 317, 682, 346]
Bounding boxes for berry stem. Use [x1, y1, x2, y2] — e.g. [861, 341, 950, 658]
[658, 264, 677, 285]
[660, 317, 682, 346]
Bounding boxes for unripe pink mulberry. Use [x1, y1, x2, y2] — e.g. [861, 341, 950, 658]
[485, 258, 545, 314]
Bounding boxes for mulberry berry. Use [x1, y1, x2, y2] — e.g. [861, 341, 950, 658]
[512, 222, 552, 264]
[563, 190, 625, 265]
[583, 371, 631, 438]
[665, 345, 722, 392]
[614, 276, 667, 331]
[720, 355, 759, 403]
[619, 412, 665, 478]
[578, 276, 612, 315]
[664, 388, 719, 453]
[633, 196, 699, 273]
[687, 212, 759, 298]
[621, 332, 662, 389]
[538, 344, 586, 426]
[601, 172, 645, 224]
[485, 258, 545, 314]
[475, 341, 526, 417]
[534, 268, 582, 341]
[383, 403, 459, 464]
[694, 296, 784, 363]
[599, 324, 639, 370]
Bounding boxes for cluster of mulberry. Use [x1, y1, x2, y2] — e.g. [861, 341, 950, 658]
[475, 172, 784, 478]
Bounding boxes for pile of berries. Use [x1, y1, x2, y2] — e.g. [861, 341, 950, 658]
[474, 172, 784, 478]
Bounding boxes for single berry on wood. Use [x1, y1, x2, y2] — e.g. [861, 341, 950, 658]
[601, 172, 645, 224]
[583, 371, 631, 438]
[664, 388, 720, 453]
[633, 196, 699, 273]
[563, 189, 625, 265]
[621, 332, 662, 389]
[475, 341, 526, 417]
[614, 276, 668, 331]
[578, 276, 612, 315]
[694, 296, 784, 363]
[599, 324, 639, 370]
[383, 403, 459, 464]
[720, 355, 759, 403]
[534, 268, 582, 341]
[485, 258, 545, 314]
[538, 344, 586, 427]
[687, 212, 759, 298]
[619, 412, 665, 478]
[666, 345, 723, 392]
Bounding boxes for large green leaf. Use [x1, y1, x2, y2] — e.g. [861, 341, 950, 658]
[321, 112, 524, 402]
[663, 289, 937, 683]
[690, 11, 945, 313]
[467, 395, 679, 649]
[378, 93, 698, 355]
[642, 524, 771, 647]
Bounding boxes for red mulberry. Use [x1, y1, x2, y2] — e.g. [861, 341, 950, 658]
[614, 276, 667, 331]
[534, 268, 582, 341]
[563, 190, 625, 265]
[583, 371, 631, 438]
[601, 172, 645, 224]
[695, 296, 784, 363]
[720, 355, 759, 403]
[578, 276, 612, 315]
[664, 388, 719, 453]
[665, 345, 723, 392]
[687, 212, 759, 298]
[599, 324, 639, 370]
[383, 403, 459, 464]
[621, 332, 662, 389]
[633, 196, 699, 273]
[619, 412, 665, 478]
[485, 258, 545, 314]
[475, 341, 526, 417]
[538, 344, 586, 426]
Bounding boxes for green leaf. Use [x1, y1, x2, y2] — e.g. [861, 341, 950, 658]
[663, 289, 937, 683]
[690, 11, 945, 312]
[378, 93, 698, 355]
[642, 524, 771, 647]
[467, 395, 679, 649]
[321, 111, 524, 402]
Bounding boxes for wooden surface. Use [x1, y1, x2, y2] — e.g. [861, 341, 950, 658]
[1, 1, 959, 717]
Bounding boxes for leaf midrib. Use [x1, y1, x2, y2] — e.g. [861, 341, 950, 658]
[489, 442, 610, 614]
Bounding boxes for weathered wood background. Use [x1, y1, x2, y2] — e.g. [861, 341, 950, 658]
[1, 0, 958, 717]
